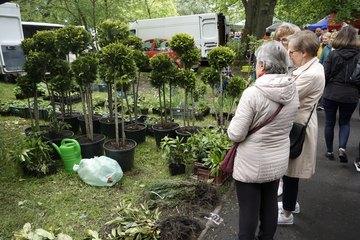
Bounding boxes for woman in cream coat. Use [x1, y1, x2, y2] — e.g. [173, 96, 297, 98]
[227, 41, 299, 240]
[278, 30, 325, 225]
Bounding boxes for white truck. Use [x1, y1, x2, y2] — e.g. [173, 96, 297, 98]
[0, 3, 66, 82]
[0, 2, 25, 81]
[129, 13, 230, 63]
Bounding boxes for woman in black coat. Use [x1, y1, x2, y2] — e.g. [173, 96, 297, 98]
[323, 26, 360, 163]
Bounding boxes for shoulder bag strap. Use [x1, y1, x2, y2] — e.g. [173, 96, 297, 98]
[247, 104, 284, 136]
[304, 104, 316, 127]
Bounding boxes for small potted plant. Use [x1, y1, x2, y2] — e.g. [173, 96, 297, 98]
[160, 136, 189, 175]
[187, 128, 232, 185]
[10, 133, 56, 178]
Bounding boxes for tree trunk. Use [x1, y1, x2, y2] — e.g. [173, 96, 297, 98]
[242, 0, 276, 43]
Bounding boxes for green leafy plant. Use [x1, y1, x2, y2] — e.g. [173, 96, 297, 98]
[160, 136, 189, 165]
[186, 128, 232, 176]
[105, 200, 161, 240]
[10, 134, 55, 175]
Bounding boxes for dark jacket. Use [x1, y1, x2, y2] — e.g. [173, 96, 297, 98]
[323, 47, 360, 103]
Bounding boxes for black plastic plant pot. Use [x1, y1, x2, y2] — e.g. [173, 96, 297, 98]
[99, 117, 123, 139]
[78, 114, 102, 135]
[152, 122, 179, 147]
[76, 134, 106, 159]
[169, 163, 186, 176]
[124, 123, 147, 144]
[103, 139, 137, 172]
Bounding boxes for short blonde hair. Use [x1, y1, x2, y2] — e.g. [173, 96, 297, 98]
[274, 23, 301, 41]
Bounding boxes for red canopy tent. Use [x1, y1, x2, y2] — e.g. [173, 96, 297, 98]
[327, 13, 343, 31]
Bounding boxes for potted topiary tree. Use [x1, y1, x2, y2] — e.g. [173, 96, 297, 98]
[149, 53, 180, 147]
[225, 76, 249, 122]
[169, 33, 202, 140]
[123, 48, 150, 144]
[207, 46, 235, 127]
[97, 20, 130, 139]
[200, 67, 220, 124]
[99, 41, 137, 172]
[56, 25, 101, 135]
[73, 53, 106, 159]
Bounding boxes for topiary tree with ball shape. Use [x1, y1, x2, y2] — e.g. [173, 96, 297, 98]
[207, 46, 235, 126]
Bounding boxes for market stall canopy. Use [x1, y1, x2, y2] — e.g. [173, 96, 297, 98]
[307, 16, 330, 30]
[308, 13, 343, 31]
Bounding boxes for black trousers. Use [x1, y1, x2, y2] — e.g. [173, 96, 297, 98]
[282, 175, 299, 212]
[235, 179, 279, 240]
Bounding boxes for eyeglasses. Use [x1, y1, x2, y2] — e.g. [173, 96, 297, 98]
[288, 50, 300, 55]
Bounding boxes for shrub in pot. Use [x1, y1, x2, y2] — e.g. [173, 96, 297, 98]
[160, 136, 189, 175]
[206, 46, 235, 127]
[98, 37, 138, 172]
[72, 53, 105, 159]
[10, 133, 56, 177]
[149, 53, 180, 147]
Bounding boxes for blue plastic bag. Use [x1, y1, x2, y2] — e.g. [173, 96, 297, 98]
[73, 156, 123, 186]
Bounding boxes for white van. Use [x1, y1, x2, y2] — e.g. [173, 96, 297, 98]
[0, 2, 25, 81]
[129, 13, 230, 63]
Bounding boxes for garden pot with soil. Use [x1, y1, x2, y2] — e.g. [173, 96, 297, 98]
[76, 133, 106, 159]
[152, 122, 179, 147]
[24, 125, 50, 136]
[168, 163, 186, 176]
[124, 123, 147, 144]
[78, 114, 102, 135]
[103, 139, 137, 172]
[57, 113, 80, 133]
[99, 117, 123, 139]
[42, 130, 74, 146]
[175, 126, 202, 143]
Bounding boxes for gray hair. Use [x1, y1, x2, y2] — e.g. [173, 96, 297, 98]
[255, 40, 290, 74]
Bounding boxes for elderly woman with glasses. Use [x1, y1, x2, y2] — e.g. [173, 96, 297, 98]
[227, 41, 299, 240]
[274, 23, 301, 49]
[277, 30, 325, 225]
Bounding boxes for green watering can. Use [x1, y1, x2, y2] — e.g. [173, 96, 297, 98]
[52, 138, 82, 173]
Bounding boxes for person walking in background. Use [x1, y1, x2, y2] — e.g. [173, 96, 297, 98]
[278, 30, 325, 225]
[228, 41, 299, 240]
[322, 25, 360, 162]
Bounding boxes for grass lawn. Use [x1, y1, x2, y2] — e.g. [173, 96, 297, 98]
[0, 80, 231, 239]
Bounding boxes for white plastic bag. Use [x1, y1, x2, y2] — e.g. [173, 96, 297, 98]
[73, 156, 123, 186]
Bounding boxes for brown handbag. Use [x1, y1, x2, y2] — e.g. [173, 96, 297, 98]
[220, 104, 284, 174]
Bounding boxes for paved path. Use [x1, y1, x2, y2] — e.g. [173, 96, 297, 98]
[201, 106, 360, 240]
